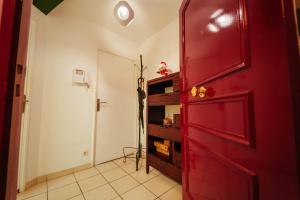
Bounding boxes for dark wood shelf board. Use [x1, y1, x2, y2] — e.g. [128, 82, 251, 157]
[148, 124, 181, 142]
[147, 72, 180, 85]
[148, 92, 180, 106]
[147, 154, 182, 183]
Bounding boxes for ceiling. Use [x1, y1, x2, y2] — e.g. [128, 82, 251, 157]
[47, 0, 182, 43]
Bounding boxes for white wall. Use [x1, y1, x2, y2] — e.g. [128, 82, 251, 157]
[26, 7, 139, 181]
[26, 7, 179, 182]
[139, 18, 180, 145]
[139, 17, 180, 80]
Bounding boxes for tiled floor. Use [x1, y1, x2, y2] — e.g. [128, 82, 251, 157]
[17, 158, 182, 200]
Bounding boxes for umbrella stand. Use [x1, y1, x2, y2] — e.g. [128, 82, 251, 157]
[122, 55, 147, 171]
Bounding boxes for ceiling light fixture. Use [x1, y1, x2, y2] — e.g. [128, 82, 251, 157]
[114, 1, 134, 26]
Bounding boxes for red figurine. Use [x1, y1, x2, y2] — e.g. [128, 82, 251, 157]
[157, 61, 170, 76]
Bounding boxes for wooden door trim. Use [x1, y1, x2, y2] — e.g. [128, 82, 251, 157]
[0, 0, 18, 197]
[282, 0, 300, 191]
[0, 0, 31, 199]
[6, 0, 31, 199]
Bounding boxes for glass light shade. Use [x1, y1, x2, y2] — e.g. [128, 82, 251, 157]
[117, 6, 130, 20]
[114, 1, 134, 26]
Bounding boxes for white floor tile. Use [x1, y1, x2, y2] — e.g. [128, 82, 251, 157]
[143, 175, 177, 196]
[19, 164, 182, 200]
[101, 167, 127, 182]
[48, 183, 81, 200]
[130, 168, 158, 183]
[114, 158, 133, 167]
[78, 175, 107, 192]
[122, 185, 156, 200]
[21, 193, 47, 200]
[70, 195, 85, 200]
[160, 185, 182, 200]
[84, 184, 118, 200]
[47, 174, 76, 191]
[17, 183, 47, 199]
[111, 175, 139, 194]
[74, 168, 99, 181]
[121, 162, 141, 174]
[96, 161, 119, 173]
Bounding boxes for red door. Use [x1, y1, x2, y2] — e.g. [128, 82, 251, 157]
[180, 0, 300, 199]
[0, 0, 31, 199]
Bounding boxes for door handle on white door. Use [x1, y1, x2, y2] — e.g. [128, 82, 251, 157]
[97, 99, 109, 112]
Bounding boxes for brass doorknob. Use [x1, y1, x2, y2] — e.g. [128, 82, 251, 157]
[198, 86, 207, 98]
[191, 87, 198, 97]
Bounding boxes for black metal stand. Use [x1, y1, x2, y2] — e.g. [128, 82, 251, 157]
[122, 55, 147, 171]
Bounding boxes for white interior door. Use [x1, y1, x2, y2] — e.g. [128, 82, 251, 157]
[18, 20, 36, 192]
[95, 51, 136, 164]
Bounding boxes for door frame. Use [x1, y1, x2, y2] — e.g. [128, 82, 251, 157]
[17, 19, 36, 192]
[0, 0, 19, 197]
[284, 0, 300, 187]
[92, 49, 138, 166]
[0, 0, 32, 199]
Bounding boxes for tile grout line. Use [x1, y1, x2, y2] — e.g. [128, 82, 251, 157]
[76, 163, 131, 195]
[157, 183, 179, 199]
[20, 158, 180, 200]
[73, 173, 87, 200]
[46, 179, 49, 200]
[95, 165, 124, 200]
[136, 167, 179, 199]
[112, 158, 177, 200]
[116, 159, 160, 199]
[116, 163, 161, 199]
[105, 158, 147, 199]
[18, 182, 49, 200]
[141, 184, 159, 199]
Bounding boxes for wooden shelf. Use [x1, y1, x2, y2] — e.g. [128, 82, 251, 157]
[148, 92, 180, 106]
[146, 72, 182, 183]
[148, 124, 181, 143]
[147, 154, 181, 183]
[147, 72, 180, 93]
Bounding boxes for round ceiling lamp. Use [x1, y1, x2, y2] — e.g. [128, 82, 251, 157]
[114, 1, 134, 26]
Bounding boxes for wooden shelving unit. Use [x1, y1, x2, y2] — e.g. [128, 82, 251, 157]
[146, 72, 181, 183]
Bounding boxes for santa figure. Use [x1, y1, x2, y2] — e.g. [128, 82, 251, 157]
[157, 61, 170, 76]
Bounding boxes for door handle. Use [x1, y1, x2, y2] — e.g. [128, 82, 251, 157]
[22, 94, 29, 113]
[191, 87, 198, 97]
[97, 99, 108, 112]
[198, 86, 207, 98]
[191, 86, 207, 98]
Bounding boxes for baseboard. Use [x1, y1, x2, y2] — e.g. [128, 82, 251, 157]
[25, 163, 92, 190]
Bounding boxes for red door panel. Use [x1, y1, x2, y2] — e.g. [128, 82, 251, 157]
[180, 0, 300, 199]
[183, 0, 248, 89]
[186, 138, 257, 200]
[187, 91, 254, 147]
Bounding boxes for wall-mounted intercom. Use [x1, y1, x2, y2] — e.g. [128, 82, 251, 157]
[72, 69, 90, 88]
